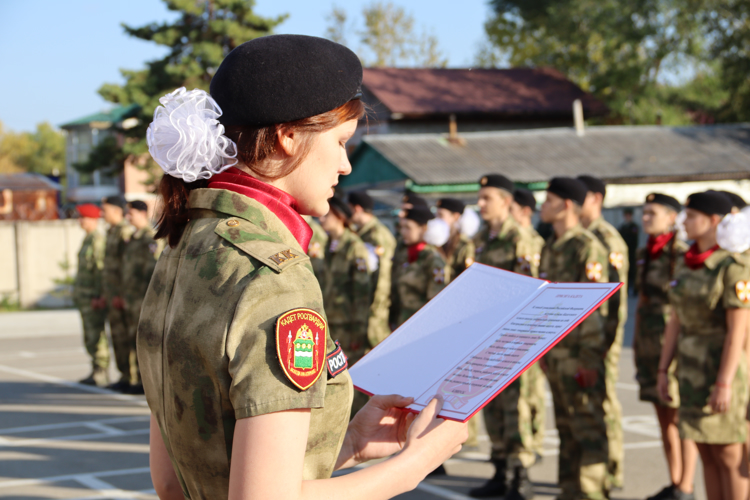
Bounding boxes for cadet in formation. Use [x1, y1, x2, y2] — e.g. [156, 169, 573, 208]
[101, 195, 135, 393]
[508, 187, 548, 460]
[395, 206, 449, 327]
[138, 34, 467, 500]
[470, 175, 542, 500]
[304, 215, 328, 283]
[435, 198, 475, 280]
[390, 191, 428, 329]
[577, 175, 628, 489]
[659, 191, 750, 500]
[318, 197, 373, 360]
[348, 191, 397, 348]
[634, 194, 696, 500]
[121, 200, 163, 395]
[539, 177, 610, 500]
[73, 204, 109, 387]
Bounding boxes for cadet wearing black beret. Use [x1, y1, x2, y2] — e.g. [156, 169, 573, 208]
[103, 195, 128, 210]
[347, 191, 374, 212]
[329, 196, 353, 220]
[513, 189, 537, 211]
[402, 191, 429, 208]
[479, 174, 515, 193]
[547, 177, 588, 206]
[686, 191, 732, 216]
[129, 200, 148, 212]
[210, 35, 362, 127]
[577, 175, 606, 196]
[436, 198, 465, 214]
[404, 206, 434, 225]
[718, 191, 747, 210]
[645, 193, 681, 213]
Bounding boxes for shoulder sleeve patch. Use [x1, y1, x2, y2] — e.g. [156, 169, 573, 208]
[276, 309, 327, 391]
[433, 268, 445, 283]
[736, 281, 750, 304]
[586, 261, 603, 281]
[609, 252, 624, 270]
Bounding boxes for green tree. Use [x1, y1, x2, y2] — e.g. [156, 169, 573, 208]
[0, 121, 65, 175]
[325, 2, 448, 68]
[81, 0, 286, 178]
[480, 0, 704, 120]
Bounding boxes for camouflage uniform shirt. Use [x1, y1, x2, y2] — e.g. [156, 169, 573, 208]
[474, 217, 541, 277]
[122, 226, 163, 313]
[137, 188, 353, 499]
[102, 220, 134, 300]
[321, 227, 373, 361]
[634, 236, 687, 407]
[669, 248, 750, 444]
[304, 215, 328, 284]
[73, 230, 106, 306]
[396, 244, 447, 326]
[357, 216, 397, 347]
[444, 233, 475, 280]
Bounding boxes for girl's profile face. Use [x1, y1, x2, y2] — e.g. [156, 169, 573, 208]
[683, 208, 717, 241]
[642, 203, 676, 235]
[399, 218, 426, 246]
[282, 119, 358, 217]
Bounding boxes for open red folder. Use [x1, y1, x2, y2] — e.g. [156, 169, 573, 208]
[349, 263, 622, 422]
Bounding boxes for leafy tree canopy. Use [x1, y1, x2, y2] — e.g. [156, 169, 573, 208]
[325, 2, 447, 68]
[80, 0, 286, 176]
[0, 121, 65, 175]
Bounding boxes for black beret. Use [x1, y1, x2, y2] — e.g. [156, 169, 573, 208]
[128, 200, 148, 212]
[328, 196, 353, 220]
[577, 175, 606, 196]
[547, 177, 588, 206]
[103, 195, 127, 209]
[645, 193, 681, 212]
[718, 190, 747, 209]
[479, 174, 514, 193]
[402, 190, 428, 208]
[686, 191, 732, 216]
[404, 206, 434, 225]
[513, 189, 537, 211]
[436, 198, 465, 214]
[347, 191, 374, 211]
[210, 35, 363, 127]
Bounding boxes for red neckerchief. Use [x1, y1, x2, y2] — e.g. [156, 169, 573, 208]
[407, 242, 427, 264]
[684, 243, 720, 270]
[208, 168, 313, 252]
[647, 232, 674, 259]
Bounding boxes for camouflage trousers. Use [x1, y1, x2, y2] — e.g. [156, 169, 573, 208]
[604, 327, 625, 488]
[125, 299, 143, 385]
[546, 352, 609, 500]
[484, 371, 536, 468]
[78, 305, 109, 370]
[106, 301, 136, 384]
[524, 362, 547, 456]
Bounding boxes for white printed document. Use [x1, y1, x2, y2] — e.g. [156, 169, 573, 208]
[349, 264, 621, 422]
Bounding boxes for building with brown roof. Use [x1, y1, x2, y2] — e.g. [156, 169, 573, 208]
[358, 67, 608, 140]
[0, 173, 62, 221]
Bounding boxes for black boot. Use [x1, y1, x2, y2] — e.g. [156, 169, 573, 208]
[469, 459, 507, 498]
[505, 465, 533, 500]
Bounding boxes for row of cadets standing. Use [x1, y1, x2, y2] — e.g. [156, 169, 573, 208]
[469, 175, 546, 499]
[74, 197, 163, 394]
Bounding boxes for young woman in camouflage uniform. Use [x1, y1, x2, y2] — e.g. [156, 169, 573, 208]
[138, 35, 467, 500]
[634, 194, 696, 500]
[658, 191, 750, 500]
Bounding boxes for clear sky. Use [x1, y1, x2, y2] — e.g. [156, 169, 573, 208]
[0, 0, 491, 132]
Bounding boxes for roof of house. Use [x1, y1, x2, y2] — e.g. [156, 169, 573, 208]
[59, 104, 140, 129]
[0, 173, 62, 191]
[344, 123, 750, 188]
[362, 67, 608, 118]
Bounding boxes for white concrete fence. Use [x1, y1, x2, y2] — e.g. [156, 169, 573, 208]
[0, 220, 87, 309]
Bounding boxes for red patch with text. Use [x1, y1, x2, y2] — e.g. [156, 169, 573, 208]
[276, 309, 327, 391]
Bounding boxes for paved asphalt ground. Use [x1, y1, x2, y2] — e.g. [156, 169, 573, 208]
[0, 299, 707, 500]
